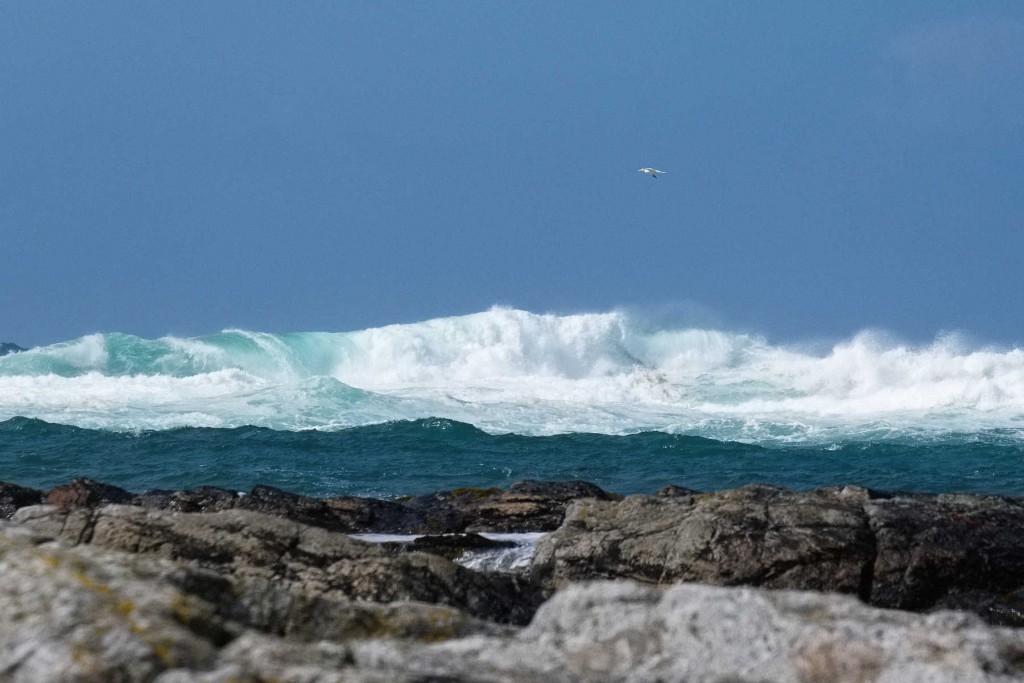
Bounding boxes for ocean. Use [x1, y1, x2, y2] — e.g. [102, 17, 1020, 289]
[2, 307, 1023, 498]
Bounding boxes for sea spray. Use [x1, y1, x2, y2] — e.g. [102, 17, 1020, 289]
[1, 308, 1023, 441]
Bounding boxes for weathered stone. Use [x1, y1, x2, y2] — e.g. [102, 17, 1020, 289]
[465, 480, 618, 533]
[323, 495, 440, 533]
[934, 588, 1024, 628]
[8, 477, 1024, 683]
[532, 484, 875, 596]
[864, 491, 1024, 612]
[134, 486, 240, 513]
[29, 478, 616, 535]
[0, 520, 505, 682]
[19, 476, 1024, 633]
[234, 484, 333, 527]
[507, 479, 613, 500]
[13, 504, 533, 624]
[46, 477, 134, 508]
[406, 480, 617, 533]
[157, 582, 1024, 683]
[0, 481, 44, 519]
[655, 483, 701, 497]
[170, 565, 510, 644]
[0, 522, 220, 682]
[402, 488, 497, 533]
[531, 484, 1024, 624]
[154, 633, 382, 683]
[233, 485, 447, 534]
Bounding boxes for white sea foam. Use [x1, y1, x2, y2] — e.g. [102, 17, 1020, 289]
[2, 308, 1023, 441]
[456, 532, 546, 572]
[350, 532, 544, 572]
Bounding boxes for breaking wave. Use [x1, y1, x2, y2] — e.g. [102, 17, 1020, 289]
[2, 307, 1023, 443]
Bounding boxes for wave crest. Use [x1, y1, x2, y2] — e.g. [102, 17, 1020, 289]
[2, 308, 1023, 440]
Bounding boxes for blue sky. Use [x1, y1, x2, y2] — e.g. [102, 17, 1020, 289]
[2, 2, 1023, 347]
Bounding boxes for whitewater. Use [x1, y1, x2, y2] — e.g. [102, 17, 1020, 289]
[3, 307, 1023, 445]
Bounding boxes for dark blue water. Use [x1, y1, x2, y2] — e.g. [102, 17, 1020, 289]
[2, 417, 1023, 498]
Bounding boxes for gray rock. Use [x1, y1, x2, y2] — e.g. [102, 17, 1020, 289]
[402, 480, 618, 533]
[6, 505, 1024, 683]
[464, 479, 619, 533]
[532, 484, 874, 595]
[0, 521, 219, 682]
[154, 633, 384, 682]
[13, 504, 533, 624]
[134, 486, 240, 513]
[531, 484, 1024, 622]
[0, 519, 505, 682]
[156, 582, 1024, 683]
[655, 483, 700, 497]
[27, 478, 616, 535]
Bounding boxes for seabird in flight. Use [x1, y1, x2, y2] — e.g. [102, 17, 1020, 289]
[638, 168, 666, 178]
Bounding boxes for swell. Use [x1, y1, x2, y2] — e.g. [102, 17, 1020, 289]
[2, 417, 1022, 498]
[2, 308, 1023, 438]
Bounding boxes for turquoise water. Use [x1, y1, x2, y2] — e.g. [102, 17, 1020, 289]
[3, 309, 1024, 498]
[2, 417, 1022, 498]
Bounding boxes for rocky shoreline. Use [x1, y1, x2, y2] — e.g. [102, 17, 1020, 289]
[3, 478, 1024, 681]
